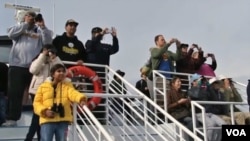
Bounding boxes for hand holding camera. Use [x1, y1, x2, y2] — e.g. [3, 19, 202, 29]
[206, 53, 214, 58]
[102, 27, 117, 36]
[192, 44, 198, 48]
[35, 13, 45, 28]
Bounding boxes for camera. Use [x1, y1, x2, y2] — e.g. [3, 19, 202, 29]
[192, 44, 198, 47]
[48, 48, 57, 55]
[207, 53, 213, 57]
[51, 103, 65, 117]
[34, 13, 43, 22]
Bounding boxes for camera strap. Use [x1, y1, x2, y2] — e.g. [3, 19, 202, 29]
[52, 84, 57, 104]
[60, 83, 62, 104]
[52, 83, 63, 105]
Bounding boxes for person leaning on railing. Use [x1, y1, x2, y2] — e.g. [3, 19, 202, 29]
[33, 64, 87, 141]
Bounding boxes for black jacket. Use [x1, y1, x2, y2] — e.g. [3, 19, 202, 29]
[52, 33, 86, 66]
[85, 35, 119, 66]
[207, 87, 228, 115]
[0, 62, 8, 95]
[135, 79, 150, 98]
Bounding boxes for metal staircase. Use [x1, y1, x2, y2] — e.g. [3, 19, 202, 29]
[0, 62, 204, 141]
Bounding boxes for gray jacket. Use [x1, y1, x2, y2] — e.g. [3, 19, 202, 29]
[8, 22, 52, 68]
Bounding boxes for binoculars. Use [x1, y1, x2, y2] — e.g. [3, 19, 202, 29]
[51, 103, 65, 118]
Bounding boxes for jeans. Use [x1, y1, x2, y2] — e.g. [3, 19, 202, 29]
[196, 113, 226, 141]
[25, 94, 40, 141]
[6, 66, 32, 120]
[0, 92, 6, 125]
[40, 122, 68, 141]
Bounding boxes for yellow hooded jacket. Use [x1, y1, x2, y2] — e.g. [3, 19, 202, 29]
[33, 77, 86, 125]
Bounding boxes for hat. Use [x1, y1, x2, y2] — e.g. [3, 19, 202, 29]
[190, 73, 201, 82]
[65, 19, 78, 26]
[25, 11, 36, 17]
[91, 27, 102, 34]
[180, 43, 189, 48]
[218, 75, 231, 80]
[209, 77, 220, 84]
[116, 69, 125, 77]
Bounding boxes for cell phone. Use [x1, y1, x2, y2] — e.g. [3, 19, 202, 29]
[34, 14, 43, 22]
[106, 28, 112, 34]
[207, 53, 213, 57]
[192, 44, 198, 47]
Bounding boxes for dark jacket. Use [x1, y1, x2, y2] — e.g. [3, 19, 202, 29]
[247, 80, 250, 106]
[188, 83, 212, 112]
[52, 33, 86, 66]
[207, 87, 228, 115]
[0, 62, 8, 95]
[85, 35, 119, 66]
[135, 79, 150, 98]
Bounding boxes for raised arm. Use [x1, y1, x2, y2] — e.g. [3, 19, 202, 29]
[29, 53, 47, 75]
[109, 36, 119, 55]
[7, 23, 29, 40]
[36, 20, 53, 44]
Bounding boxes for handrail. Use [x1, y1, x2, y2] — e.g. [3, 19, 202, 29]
[191, 101, 208, 141]
[82, 105, 114, 141]
[72, 103, 114, 141]
[152, 69, 249, 141]
[64, 60, 203, 141]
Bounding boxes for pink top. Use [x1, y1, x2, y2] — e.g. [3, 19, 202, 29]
[196, 63, 216, 77]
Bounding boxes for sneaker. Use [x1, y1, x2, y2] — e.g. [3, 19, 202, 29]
[1, 120, 17, 127]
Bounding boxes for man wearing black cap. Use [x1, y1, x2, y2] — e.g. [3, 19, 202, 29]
[85, 27, 119, 124]
[52, 19, 86, 68]
[85, 27, 119, 67]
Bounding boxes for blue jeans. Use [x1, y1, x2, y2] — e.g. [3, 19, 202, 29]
[40, 122, 68, 141]
[0, 92, 6, 125]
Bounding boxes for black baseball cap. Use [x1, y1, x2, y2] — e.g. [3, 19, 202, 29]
[116, 70, 125, 77]
[91, 27, 102, 34]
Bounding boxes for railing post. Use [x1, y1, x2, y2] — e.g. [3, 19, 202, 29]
[143, 97, 148, 140]
[72, 103, 77, 141]
[230, 104, 235, 124]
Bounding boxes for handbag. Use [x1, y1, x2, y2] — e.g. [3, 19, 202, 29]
[170, 107, 191, 120]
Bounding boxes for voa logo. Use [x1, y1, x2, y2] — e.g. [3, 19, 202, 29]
[226, 129, 246, 136]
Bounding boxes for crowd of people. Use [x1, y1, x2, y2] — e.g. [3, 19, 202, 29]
[137, 34, 250, 141]
[0, 10, 249, 141]
[0, 11, 119, 141]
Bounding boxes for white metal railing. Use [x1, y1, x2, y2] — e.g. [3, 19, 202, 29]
[69, 103, 114, 141]
[191, 101, 248, 141]
[152, 69, 249, 141]
[63, 61, 203, 141]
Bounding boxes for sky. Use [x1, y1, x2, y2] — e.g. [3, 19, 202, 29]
[1, 0, 250, 85]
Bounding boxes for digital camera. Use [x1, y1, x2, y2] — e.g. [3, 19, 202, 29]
[34, 13, 43, 22]
[51, 103, 65, 118]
